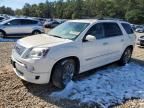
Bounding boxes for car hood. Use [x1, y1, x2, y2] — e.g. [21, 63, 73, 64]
[18, 34, 72, 48]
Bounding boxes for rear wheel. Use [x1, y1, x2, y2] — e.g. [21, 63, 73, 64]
[32, 30, 41, 35]
[52, 59, 76, 89]
[0, 31, 5, 38]
[119, 47, 132, 66]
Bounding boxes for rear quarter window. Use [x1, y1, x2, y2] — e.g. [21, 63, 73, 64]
[121, 23, 134, 34]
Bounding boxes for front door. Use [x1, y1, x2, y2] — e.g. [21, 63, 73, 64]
[3, 19, 22, 34]
[81, 23, 110, 72]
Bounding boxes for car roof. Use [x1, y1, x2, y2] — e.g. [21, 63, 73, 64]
[0, 18, 39, 24]
[68, 19, 98, 24]
[68, 19, 129, 24]
[10, 18, 38, 21]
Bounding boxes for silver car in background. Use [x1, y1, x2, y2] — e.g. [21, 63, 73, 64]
[0, 18, 44, 38]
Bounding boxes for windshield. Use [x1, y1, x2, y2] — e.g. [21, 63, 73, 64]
[48, 21, 89, 40]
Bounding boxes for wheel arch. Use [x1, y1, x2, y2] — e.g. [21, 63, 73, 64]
[32, 29, 41, 34]
[50, 56, 80, 82]
[126, 45, 133, 51]
[0, 29, 6, 35]
[121, 45, 133, 57]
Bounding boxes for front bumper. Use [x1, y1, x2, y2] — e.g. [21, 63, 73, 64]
[11, 56, 52, 84]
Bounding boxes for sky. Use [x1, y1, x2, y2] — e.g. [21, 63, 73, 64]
[0, 0, 55, 10]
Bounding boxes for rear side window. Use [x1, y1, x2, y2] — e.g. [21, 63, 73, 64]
[21, 19, 38, 25]
[31, 20, 38, 24]
[103, 22, 123, 37]
[121, 23, 134, 34]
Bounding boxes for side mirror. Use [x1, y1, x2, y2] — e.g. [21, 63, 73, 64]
[84, 35, 96, 42]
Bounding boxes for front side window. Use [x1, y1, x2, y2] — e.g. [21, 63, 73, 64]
[7, 19, 21, 26]
[103, 22, 123, 37]
[86, 23, 105, 39]
[48, 22, 89, 40]
[121, 23, 134, 34]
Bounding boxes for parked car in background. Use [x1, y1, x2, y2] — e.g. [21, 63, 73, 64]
[137, 35, 144, 46]
[11, 19, 136, 89]
[135, 27, 144, 33]
[0, 16, 5, 22]
[0, 18, 44, 38]
[44, 20, 60, 28]
[33, 17, 47, 24]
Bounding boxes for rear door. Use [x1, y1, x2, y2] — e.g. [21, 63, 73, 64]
[81, 23, 111, 71]
[20, 19, 38, 34]
[102, 22, 124, 61]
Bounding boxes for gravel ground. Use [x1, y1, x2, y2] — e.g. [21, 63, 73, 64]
[0, 33, 144, 108]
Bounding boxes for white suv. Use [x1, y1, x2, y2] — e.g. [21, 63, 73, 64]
[11, 19, 136, 88]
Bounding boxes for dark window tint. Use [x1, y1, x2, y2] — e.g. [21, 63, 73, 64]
[121, 23, 134, 34]
[103, 22, 122, 37]
[31, 20, 38, 24]
[21, 19, 38, 25]
[53, 22, 59, 24]
[0, 17, 4, 20]
[86, 23, 105, 39]
[8, 19, 21, 25]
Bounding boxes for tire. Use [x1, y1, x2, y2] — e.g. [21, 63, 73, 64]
[119, 47, 132, 66]
[0, 31, 5, 38]
[32, 30, 41, 35]
[52, 59, 76, 89]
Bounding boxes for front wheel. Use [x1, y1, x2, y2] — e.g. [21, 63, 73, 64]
[52, 59, 76, 89]
[119, 47, 132, 66]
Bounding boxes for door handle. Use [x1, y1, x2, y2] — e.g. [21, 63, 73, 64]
[103, 42, 108, 45]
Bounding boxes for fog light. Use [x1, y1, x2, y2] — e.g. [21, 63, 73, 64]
[35, 76, 40, 80]
[25, 65, 34, 72]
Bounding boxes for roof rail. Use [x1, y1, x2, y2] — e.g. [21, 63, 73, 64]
[98, 17, 125, 21]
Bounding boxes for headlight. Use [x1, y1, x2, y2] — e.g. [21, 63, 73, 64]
[26, 48, 49, 59]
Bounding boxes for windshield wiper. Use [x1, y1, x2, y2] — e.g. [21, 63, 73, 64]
[49, 34, 62, 39]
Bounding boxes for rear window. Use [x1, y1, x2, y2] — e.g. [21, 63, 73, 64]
[121, 23, 134, 34]
[103, 22, 123, 37]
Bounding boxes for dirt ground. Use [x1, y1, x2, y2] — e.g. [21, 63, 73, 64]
[0, 33, 144, 108]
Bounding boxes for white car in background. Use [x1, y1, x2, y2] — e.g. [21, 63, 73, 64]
[135, 26, 144, 33]
[0, 18, 44, 38]
[11, 19, 136, 89]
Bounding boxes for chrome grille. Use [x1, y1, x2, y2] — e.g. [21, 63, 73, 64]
[15, 43, 26, 55]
